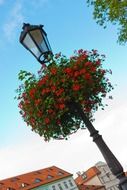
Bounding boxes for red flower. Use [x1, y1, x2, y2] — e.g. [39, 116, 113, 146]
[51, 85, 56, 92]
[59, 104, 65, 110]
[22, 93, 26, 98]
[41, 89, 46, 95]
[78, 49, 84, 54]
[41, 88, 50, 94]
[38, 76, 48, 86]
[92, 49, 97, 54]
[96, 60, 101, 66]
[84, 107, 91, 112]
[37, 112, 42, 117]
[74, 71, 80, 77]
[56, 119, 61, 125]
[30, 118, 35, 124]
[29, 88, 36, 98]
[80, 69, 86, 74]
[48, 109, 54, 113]
[72, 84, 80, 91]
[45, 88, 50, 93]
[55, 88, 64, 96]
[64, 68, 72, 75]
[50, 68, 57, 75]
[73, 66, 78, 70]
[18, 102, 23, 109]
[61, 78, 65, 83]
[85, 61, 92, 67]
[85, 73, 91, 80]
[57, 98, 65, 103]
[101, 70, 106, 75]
[45, 118, 50, 124]
[35, 99, 41, 106]
[90, 66, 96, 72]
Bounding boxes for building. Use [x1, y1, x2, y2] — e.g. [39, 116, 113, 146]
[75, 166, 105, 190]
[75, 162, 120, 190]
[0, 166, 79, 190]
[95, 162, 119, 190]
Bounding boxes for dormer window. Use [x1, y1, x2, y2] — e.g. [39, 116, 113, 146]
[58, 171, 64, 176]
[82, 173, 87, 180]
[7, 187, 15, 190]
[34, 178, 42, 183]
[21, 183, 28, 188]
[47, 175, 53, 179]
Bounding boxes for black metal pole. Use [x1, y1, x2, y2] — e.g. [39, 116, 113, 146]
[68, 100, 127, 190]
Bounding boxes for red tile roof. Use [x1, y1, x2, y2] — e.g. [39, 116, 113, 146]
[0, 166, 72, 190]
[75, 167, 101, 185]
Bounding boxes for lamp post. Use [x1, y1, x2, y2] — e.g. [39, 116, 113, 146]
[19, 23, 127, 190]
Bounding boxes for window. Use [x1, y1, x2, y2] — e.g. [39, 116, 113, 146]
[58, 171, 64, 176]
[47, 175, 53, 179]
[100, 177, 105, 184]
[58, 183, 63, 190]
[68, 179, 73, 187]
[103, 175, 109, 182]
[34, 178, 42, 183]
[20, 183, 28, 188]
[82, 173, 87, 180]
[7, 188, 15, 190]
[63, 181, 68, 189]
[52, 185, 56, 190]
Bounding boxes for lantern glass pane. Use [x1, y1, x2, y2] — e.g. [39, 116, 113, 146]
[30, 29, 49, 53]
[23, 33, 41, 58]
[43, 33, 52, 52]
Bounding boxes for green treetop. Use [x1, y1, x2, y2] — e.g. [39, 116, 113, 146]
[87, 0, 127, 44]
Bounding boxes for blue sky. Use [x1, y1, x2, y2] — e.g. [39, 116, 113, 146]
[0, 0, 127, 179]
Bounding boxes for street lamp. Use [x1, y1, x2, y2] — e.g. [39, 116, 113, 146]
[20, 23, 53, 64]
[19, 23, 127, 190]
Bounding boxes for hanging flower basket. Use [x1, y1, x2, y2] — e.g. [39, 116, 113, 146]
[16, 49, 113, 141]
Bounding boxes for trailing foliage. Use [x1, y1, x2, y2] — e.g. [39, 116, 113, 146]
[87, 0, 127, 44]
[16, 49, 113, 141]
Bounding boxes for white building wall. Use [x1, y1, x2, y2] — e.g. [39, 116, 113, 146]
[95, 162, 119, 190]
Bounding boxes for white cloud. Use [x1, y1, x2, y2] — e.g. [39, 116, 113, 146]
[3, 1, 24, 42]
[2, 0, 49, 42]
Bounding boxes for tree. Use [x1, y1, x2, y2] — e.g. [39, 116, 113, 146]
[86, 0, 127, 44]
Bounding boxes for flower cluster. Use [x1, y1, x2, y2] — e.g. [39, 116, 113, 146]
[16, 49, 113, 141]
